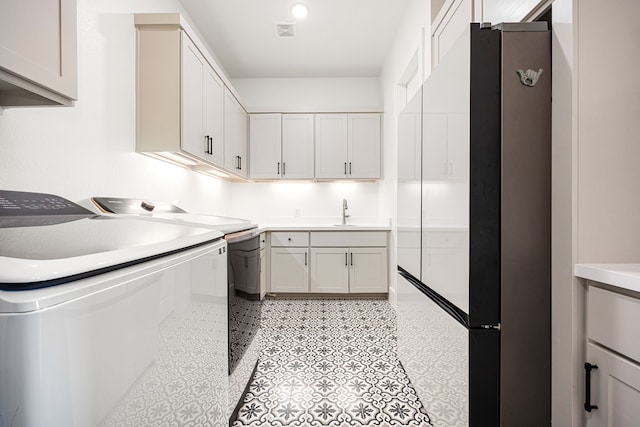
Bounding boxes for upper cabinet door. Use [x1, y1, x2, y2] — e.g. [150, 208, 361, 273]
[348, 113, 381, 179]
[224, 89, 248, 177]
[250, 114, 282, 179]
[315, 114, 348, 179]
[203, 65, 224, 166]
[282, 114, 314, 179]
[180, 36, 205, 160]
[0, 0, 77, 106]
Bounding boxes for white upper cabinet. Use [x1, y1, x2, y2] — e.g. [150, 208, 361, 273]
[0, 0, 77, 106]
[315, 114, 349, 178]
[282, 114, 314, 179]
[249, 113, 314, 180]
[181, 36, 224, 166]
[315, 113, 381, 179]
[348, 114, 381, 179]
[249, 114, 282, 179]
[224, 89, 248, 178]
[203, 66, 224, 166]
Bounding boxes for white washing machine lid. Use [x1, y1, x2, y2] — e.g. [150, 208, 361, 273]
[88, 197, 257, 235]
[0, 191, 223, 289]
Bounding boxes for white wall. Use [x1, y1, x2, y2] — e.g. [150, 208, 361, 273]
[0, 0, 232, 216]
[231, 77, 381, 113]
[379, 0, 431, 306]
[228, 77, 386, 227]
[229, 181, 381, 226]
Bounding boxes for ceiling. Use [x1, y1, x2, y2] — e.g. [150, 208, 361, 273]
[179, 0, 412, 79]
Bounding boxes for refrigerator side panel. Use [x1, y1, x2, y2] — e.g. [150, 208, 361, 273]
[468, 24, 502, 327]
[469, 328, 500, 426]
[500, 29, 552, 427]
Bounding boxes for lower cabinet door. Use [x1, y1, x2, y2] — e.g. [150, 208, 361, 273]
[310, 248, 349, 293]
[270, 248, 309, 292]
[349, 248, 388, 293]
[586, 342, 640, 427]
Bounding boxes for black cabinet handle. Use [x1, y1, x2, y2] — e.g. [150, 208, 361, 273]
[204, 136, 209, 154]
[304, 252, 307, 266]
[344, 162, 347, 175]
[349, 162, 352, 175]
[277, 162, 280, 175]
[282, 162, 286, 176]
[209, 137, 213, 154]
[239, 156, 242, 170]
[345, 253, 348, 266]
[350, 252, 353, 266]
[584, 362, 598, 412]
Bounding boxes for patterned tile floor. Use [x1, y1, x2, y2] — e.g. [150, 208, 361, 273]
[231, 298, 432, 426]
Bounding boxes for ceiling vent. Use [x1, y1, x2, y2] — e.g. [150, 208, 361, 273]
[275, 22, 296, 38]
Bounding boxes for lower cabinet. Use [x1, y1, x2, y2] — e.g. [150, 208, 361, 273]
[585, 342, 640, 427]
[270, 247, 309, 293]
[269, 231, 388, 294]
[310, 248, 388, 293]
[310, 248, 349, 293]
[585, 285, 640, 427]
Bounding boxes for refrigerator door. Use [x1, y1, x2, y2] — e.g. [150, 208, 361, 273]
[397, 273, 468, 426]
[397, 88, 423, 280]
[421, 25, 471, 314]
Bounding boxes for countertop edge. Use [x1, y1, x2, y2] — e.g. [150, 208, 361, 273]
[261, 225, 391, 231]
[575, 263, 640, 294]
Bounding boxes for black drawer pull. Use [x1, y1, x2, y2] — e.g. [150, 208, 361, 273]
[584, 362, 598, 412]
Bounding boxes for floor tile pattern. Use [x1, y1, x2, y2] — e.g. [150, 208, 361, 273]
[231, 298, 432, 427]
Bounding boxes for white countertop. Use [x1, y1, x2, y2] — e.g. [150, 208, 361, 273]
[575, 263, 640, 294]
[263, 224, 391, 231]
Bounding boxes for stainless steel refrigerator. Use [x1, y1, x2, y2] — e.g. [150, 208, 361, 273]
[397, 23, 551, 426]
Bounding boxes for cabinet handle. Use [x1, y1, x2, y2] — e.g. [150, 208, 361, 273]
[344, 162, 347, 175]
[305, 252, 307, 266]
[208, 137, 212, 154]
[239, 156, 242, 170]
[204, 136, 209, 154]
[349, 162, 352, 175]
[282, 162, 286, 176]
[584, 362, 599, 412]
[350, 252, 353, 266]
[345, 253, 348, 266]
[277, 162, 280, 175]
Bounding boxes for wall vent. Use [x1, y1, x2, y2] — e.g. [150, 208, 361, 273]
[275, 22, 296, 37]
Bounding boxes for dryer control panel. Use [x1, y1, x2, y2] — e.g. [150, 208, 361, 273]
[0, 190, 93, 216]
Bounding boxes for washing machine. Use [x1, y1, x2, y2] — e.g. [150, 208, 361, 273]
[81, 196, 263, 415]
[0, 190, 228, 427]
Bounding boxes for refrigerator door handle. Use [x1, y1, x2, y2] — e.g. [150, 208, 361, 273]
[584, 362, 599, 412]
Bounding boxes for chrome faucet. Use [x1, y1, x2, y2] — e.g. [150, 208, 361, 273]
[342, 198, 350, 225]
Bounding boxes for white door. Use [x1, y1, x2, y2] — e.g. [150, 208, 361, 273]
[586, 342, 640, 427]
[349, 248, 388, 293]
[250, 114, 282, 179]
[180, 36, 204, 160]
[348, 114, 381, 179]
[315, 114, 348, 179]
[282, 114, 314, 179]
[310, 248, 349, 293]
[270, 248, 309, 293]
[202, 65, 224, 166]
[422, 113, 448, 181]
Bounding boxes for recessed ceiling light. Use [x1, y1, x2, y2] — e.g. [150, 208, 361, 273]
[291, 3, 309, 19]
